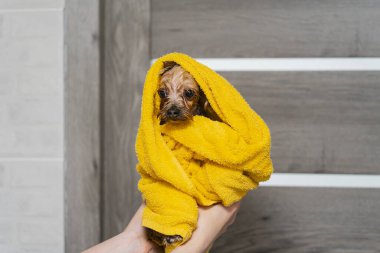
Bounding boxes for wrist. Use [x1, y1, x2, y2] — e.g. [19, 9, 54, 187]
[171, 238, 209, 253]
[120, 230, 152, 253]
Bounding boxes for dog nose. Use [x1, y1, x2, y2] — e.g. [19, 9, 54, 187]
[167, 106, 181, 118]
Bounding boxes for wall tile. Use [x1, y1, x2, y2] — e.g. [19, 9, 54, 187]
[6, 10, 61, 38]
[0, 11, 62, 68]
[0, 219, 15, 244]
[0, 13, 11, 39]
[0, 68, 15, 95]
[0, 190, 61, 217]
[0, 245, 63, 253]
[0, 103, 5, 128]
[0, 14, 2, 31]
[18, 219, 62, 245]
[0, 0, 64, 10]
[0, 160, 63, 252]
[7, 96, 62, 125]
[0, 5, 64, 253]
[0, 9, 63, 158]
[0, 163, 4, 187]
[0, 160, 62, 215]
[0, 14, 4, 38]
[16, 67, 62, 96]
[0, 36, 60, 68]
[4, 160, 62, 187]
[0, 126, 62, 157]
[0, 246, 18, 253]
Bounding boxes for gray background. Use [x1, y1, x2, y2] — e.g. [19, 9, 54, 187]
[0, 0, 64, 252]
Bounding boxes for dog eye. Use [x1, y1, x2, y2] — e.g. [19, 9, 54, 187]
[158, 89, 167, 98]
[184, 89, 194, 99]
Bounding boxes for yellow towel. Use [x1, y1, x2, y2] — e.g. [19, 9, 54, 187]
[135, 52, 273, 252]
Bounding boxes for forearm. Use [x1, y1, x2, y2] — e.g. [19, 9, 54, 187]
[82, 204, 158, 253]
[81, 231, 147, 253]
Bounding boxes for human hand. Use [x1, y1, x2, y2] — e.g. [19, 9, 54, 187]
[171, 201, 241, 253]
[82, 203, 163, 253]
[83, 201, 240, 253]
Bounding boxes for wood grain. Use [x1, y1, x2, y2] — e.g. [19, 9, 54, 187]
[102, 0, 150, 240]
[219, 71, 380, 174]
[152, 0, 380, 58]
[212, 187, 380, 253]
[64, 0, 101, 251]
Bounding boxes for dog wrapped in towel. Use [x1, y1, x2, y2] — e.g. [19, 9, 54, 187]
[135, 52, 273, 252]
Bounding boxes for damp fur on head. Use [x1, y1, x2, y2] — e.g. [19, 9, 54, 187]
[157, 61, 220, 124]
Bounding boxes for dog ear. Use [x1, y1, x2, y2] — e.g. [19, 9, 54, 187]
[197, 90, 220, 121]
[197, 90, 209, 115]
[159, 61, 179, 76]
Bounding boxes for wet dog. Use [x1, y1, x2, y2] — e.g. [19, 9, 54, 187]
[146, 61, 220, 246]
[157, 61, 219, 125]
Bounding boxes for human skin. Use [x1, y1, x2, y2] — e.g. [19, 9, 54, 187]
[82, 202, 240, 253]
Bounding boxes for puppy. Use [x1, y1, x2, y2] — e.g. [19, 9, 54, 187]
[157, 61, 219, 124]
[146, 61, 220, 247]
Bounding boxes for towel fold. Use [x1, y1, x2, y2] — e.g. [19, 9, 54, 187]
[135, 52, 273, 252]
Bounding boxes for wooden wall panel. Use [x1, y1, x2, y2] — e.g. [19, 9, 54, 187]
[220, 71, 380, 174]
[64, 0, 101, 251]
[102, 0, 150, 240]
[212, 187, 380, 253]
[65, 1, 380, 251]
[152, 0, 380, 58]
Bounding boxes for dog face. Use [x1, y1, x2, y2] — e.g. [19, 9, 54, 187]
[158, 63, 201, 123]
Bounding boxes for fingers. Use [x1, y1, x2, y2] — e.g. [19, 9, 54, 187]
[136, 201, 242, 253]
[171, 201, 241, 253]
[122, 203, 166, 253]
[226, 202, 240, 226]
[213, 201, 241, 238]
[226, 200, 241, 214]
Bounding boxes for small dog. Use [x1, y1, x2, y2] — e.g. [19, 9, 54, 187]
[157, 61, 219, 124]
[146, 61, 220, 246]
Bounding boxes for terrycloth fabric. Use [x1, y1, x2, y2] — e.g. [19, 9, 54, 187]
[135, 52, 273, 252]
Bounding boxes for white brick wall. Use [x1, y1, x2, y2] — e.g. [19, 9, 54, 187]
[0, 1, 64, 252]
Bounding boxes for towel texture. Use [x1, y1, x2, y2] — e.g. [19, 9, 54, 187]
[135, 52, 273, 252]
